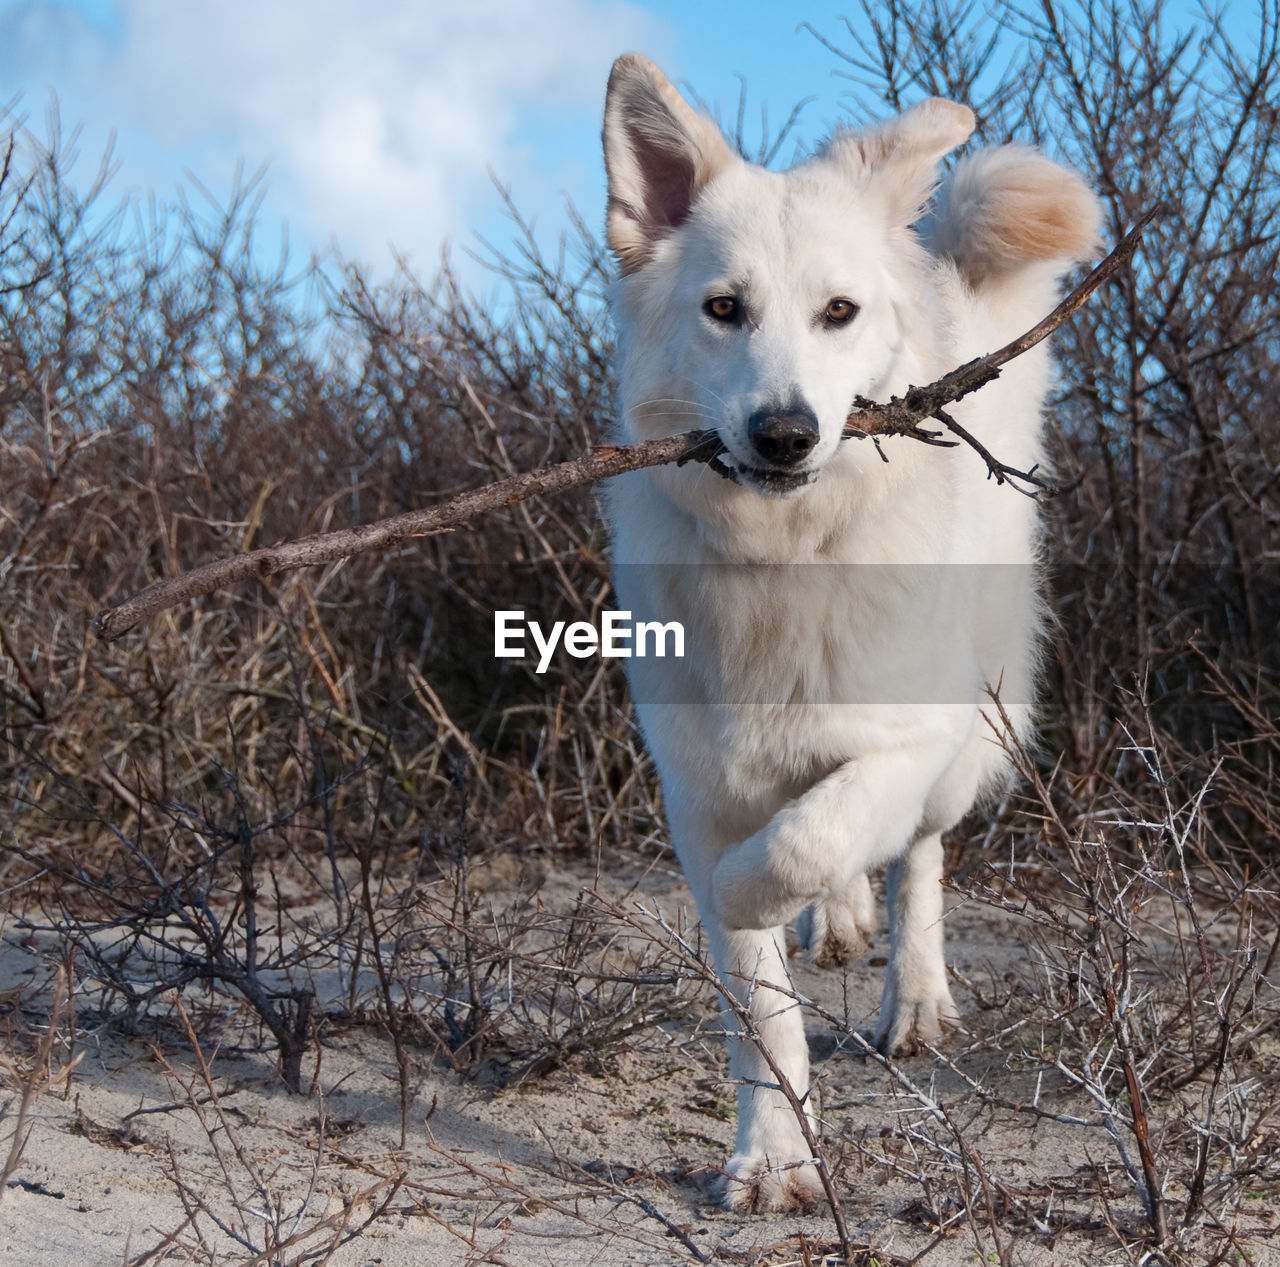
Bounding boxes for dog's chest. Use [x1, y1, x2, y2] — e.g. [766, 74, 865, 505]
[641, 558, 961, 752]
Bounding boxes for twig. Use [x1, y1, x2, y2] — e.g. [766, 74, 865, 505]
[92, 430, 724, 641]
[0, 967, 72, 1198]
[418, 1138, 711, 1261]
[92, 213, 1155, 642]
[845, 208, 1158, 454]
[1182, 947, 1258, 1231]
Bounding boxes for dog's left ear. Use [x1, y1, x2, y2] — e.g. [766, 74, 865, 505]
[824, 98, 975, 225]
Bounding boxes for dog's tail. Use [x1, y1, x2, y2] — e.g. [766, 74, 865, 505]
[927, 146, 1101, 295]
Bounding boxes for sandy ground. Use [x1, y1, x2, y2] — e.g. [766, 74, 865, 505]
[2, 853, 1276, 1266]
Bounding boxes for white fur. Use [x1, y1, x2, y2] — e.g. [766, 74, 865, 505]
[601, 54, 1100, 1213]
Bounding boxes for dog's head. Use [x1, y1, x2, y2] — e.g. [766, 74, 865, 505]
[603, 54, 973, 499]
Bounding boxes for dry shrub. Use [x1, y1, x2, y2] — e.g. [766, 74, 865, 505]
[0, 114, 653, 864]
[1, 3, 1278, 1262]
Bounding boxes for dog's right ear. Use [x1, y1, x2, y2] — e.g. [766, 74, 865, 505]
[825, 98, 975, 226]
[603, 54, 735, 275]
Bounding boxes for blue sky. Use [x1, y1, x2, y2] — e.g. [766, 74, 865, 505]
[0, 0, 1250, 284]
[0, 0, 932, 281]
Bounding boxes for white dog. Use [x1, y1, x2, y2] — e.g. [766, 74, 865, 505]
[602, 54, 1099, 1212]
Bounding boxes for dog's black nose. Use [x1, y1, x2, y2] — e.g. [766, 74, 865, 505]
[747, 407, 820, 467]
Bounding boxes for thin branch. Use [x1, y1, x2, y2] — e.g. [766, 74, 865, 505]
[91, 430, 725, 642]
[92, 213, 1155, 642]
[845, 206, 1160, 492]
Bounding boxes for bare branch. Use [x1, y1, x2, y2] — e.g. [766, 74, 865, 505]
[92, 214, 1155, 642]
[845, 206, 1160, 491]
[91, 429, 727, 641]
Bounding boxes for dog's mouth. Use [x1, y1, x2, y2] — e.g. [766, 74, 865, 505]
[718, 458, 818, 497]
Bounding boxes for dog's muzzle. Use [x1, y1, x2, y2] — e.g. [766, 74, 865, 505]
[730, 405, 822, 495]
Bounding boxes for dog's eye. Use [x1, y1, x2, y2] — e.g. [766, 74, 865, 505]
[824, 298, 858, 325]
[704, 295, 739, 323]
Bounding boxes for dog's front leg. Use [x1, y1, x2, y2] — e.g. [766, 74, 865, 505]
[703, 917, 825, 1212]
[712, 744, 956, 933]
[711, 745, 963, 1057]
[671, 805, 826, 1213]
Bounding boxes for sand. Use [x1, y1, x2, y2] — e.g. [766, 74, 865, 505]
[2, 854, 1274, 1266]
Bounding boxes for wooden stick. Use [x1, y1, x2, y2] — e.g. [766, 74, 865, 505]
[92, 213, 1154, 643]
[845, 207, 1158, 491]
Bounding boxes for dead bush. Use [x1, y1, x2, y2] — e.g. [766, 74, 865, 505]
[1, 3, 1277, 1262]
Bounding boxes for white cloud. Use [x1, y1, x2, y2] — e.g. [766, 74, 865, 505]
[0, 0, 671, 273]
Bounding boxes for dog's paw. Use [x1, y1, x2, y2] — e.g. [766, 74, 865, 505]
[795, 874, 875, 968]
[721, 1153, 825, 1213]
[795, 902, 869, 968]
[875, 991, 961, 1057]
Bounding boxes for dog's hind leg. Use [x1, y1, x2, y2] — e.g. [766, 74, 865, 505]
[796, 872, 875, 968]
[876, 831, 959, 1055]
